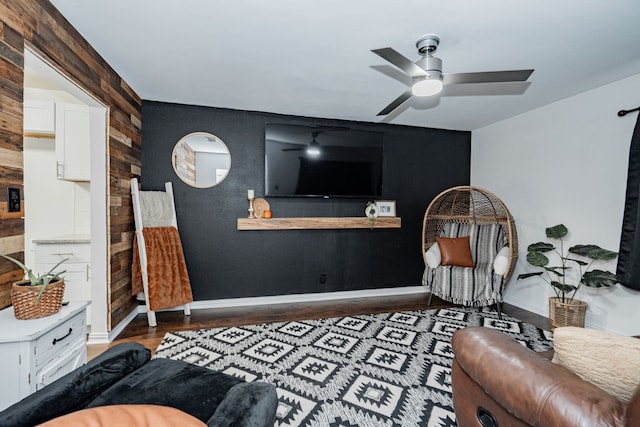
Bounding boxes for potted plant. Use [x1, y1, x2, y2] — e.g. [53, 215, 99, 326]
[517, 224, 619, 329]
[365, 201, 379, 229]
[1, 254, 68, 319]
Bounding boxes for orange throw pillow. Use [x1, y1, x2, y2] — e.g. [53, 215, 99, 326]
[436, 236, 474, 267]
[38, 404, 206, 427]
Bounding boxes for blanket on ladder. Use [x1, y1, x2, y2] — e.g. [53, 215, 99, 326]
[132, 226, 193, 310]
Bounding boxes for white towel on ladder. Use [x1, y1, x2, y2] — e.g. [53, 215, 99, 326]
[139, 191, 173, 227]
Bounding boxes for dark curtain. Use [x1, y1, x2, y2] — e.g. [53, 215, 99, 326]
[617, 111, 640, 290]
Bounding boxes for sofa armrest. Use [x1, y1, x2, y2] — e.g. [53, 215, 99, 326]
[0, 342, 151, 427]
[451, 327, 625, 427]
[207, 382, 278, 427]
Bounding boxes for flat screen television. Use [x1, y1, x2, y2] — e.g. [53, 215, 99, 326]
[265, 123, 384, 198]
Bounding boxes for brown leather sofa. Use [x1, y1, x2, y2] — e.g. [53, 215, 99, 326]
[451, 327, 640, 427]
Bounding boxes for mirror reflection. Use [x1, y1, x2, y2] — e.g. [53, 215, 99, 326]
[172, 132, 231, 188]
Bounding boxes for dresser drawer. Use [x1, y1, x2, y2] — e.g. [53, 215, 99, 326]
[34, 243, 91, 264]
[36, 340, 86, 390]
[35, 311, 86, 366]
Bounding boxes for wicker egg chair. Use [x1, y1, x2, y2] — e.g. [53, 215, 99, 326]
[422, 186, 518, 317]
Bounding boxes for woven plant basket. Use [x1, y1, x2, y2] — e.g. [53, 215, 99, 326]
[11, 279, 65, 320]
[548, 296, 587, 330]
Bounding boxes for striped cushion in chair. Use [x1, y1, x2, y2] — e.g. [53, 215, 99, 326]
[422, 222, 508, 307]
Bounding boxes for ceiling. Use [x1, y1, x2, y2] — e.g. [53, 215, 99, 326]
[48, 0, 640, 131]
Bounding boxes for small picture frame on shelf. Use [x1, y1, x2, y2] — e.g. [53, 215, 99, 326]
[375, 200, 396, 217]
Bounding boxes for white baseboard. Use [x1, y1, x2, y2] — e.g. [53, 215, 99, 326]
[187, 285, 427, 310]
[106, 285, 427, 343]
[87, 332, 109, 345]
[88, 306, 141, 344]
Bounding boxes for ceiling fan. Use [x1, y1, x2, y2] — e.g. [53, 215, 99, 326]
[282, 131, 322, 155]
[372, 34, 534, 116]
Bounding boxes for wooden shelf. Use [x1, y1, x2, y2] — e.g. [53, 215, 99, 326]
[237, 217, 401, 230]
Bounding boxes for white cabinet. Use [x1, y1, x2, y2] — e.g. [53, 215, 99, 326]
[34, 239, 91, 324]
[23, 100, 55, 134]
[0, 302, 88, 411]
[55, 103, 90, 181]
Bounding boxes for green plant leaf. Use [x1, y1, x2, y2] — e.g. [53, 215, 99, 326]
[527, 242, 554, 252]
[517, 272, 544, 280]
[569, 245, 618, 261]
[35, 277, 50, 305]
[582, 270, 619, 288]
[0, 254, 28, 271]
[1, 254, 38, 285]
[566, 257, 589, 266]
[546, 224, 568, 239]
[588, 248, 618, 260]
[526, 251, 549, 267]
[544, 266, 567, 276]
[25, 269, 41, 286]
[568, 244, 598, 256]
[46, 258, 69, 276]
[551, 281, 577, 293]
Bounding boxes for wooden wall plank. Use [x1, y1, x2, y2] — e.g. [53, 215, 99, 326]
[0, 234, 23, 254]
[0, 147, 21, 168]
[0, 203, 24, 220]
[0, 129, 22, 151]
[0, 218, 22, 237]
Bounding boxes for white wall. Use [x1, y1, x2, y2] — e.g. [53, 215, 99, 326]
[472, 73, 640, 335]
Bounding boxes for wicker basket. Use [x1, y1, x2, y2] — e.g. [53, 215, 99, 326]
[11, 279, 65, 320]
[548, 297, 587, 330]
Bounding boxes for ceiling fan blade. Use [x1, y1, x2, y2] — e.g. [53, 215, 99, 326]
[377, 90, 412, 116]
[282, 147, 305, 152]
[372, 48, 427, 78]
[443, 69, 534, 85]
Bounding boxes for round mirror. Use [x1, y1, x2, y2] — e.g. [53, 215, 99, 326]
[172, 132, 231, 188]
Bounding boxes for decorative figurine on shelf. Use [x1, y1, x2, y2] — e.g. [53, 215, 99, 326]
[365, 201, 379, 229]
[247, 189, 255, 219]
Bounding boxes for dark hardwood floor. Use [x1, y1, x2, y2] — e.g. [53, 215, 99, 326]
[88, 293, 550, 360]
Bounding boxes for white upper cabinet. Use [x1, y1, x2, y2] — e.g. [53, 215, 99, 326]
[55, 103, 90, 181]
[23, 100, 55, 134]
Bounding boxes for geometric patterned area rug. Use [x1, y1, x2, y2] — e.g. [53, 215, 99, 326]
[154, 307, 553, 427]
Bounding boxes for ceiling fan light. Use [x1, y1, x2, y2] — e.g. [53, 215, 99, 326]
[412, 78, 443, 97]
[307, 147, 320, 155]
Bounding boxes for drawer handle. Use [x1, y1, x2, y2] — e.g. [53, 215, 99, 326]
[52, 328, 73, 345]
[53, 253, 74, 257]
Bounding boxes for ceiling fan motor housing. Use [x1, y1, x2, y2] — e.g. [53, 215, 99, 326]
[416, 55, 442, 76]
[416, 34, 442, 82]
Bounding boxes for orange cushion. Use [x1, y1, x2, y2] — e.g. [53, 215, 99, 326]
[38, 404, 207, 427]
[436, 236, 474, 267]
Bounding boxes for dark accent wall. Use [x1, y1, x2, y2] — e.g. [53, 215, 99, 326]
[142, 101, 470, 300]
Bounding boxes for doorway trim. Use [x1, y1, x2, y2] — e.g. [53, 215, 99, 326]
[24, 47, 110, 343]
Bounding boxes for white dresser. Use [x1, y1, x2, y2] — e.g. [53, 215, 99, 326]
[0, 301, 88, 411]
